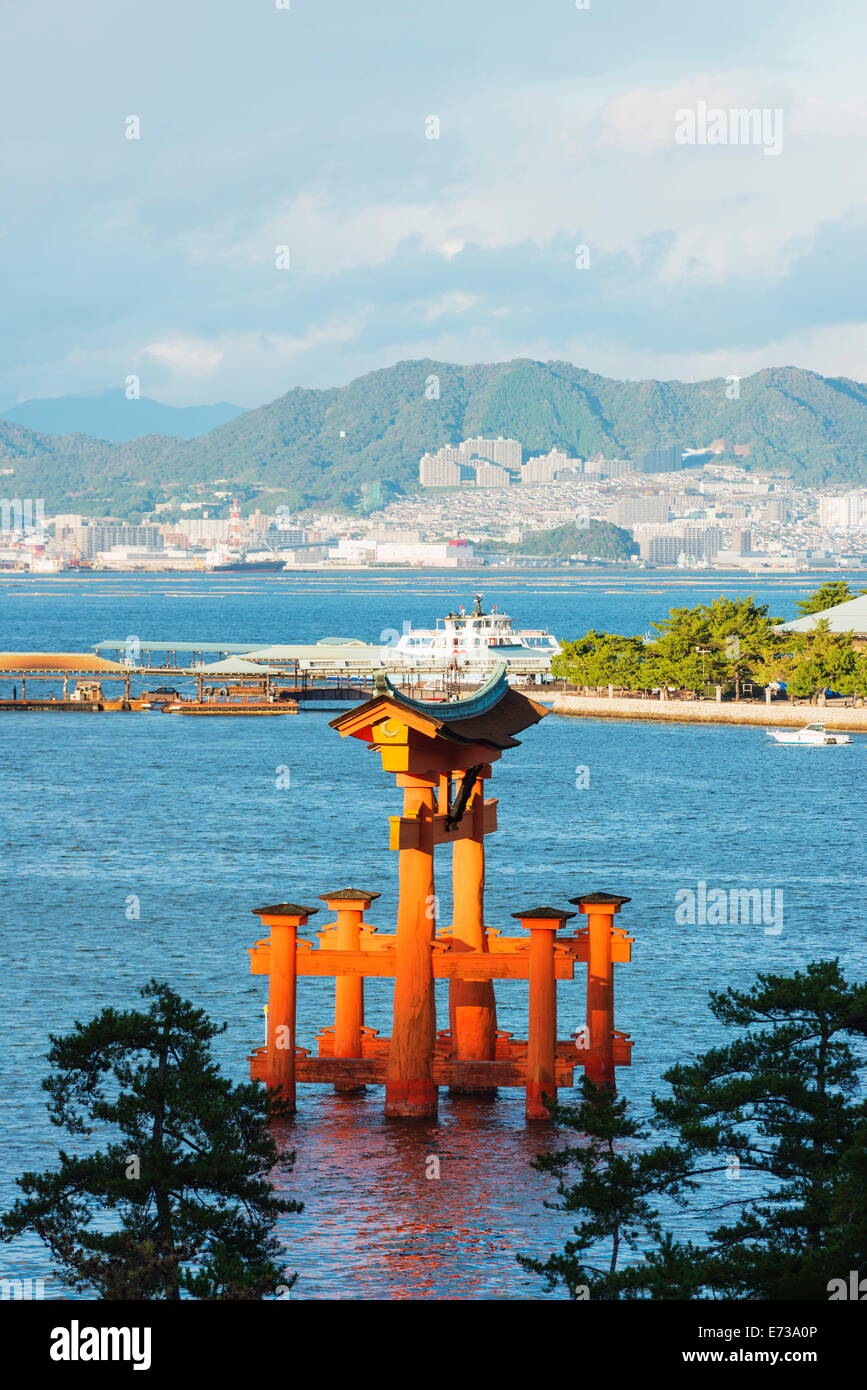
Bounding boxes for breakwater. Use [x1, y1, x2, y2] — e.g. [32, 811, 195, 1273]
[552, 694, 867, 732]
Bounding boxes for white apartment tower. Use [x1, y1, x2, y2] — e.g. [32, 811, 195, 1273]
[818, 491, 867, 528]
[460, 436, 522, 469]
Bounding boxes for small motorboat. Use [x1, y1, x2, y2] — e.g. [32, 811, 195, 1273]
[766, 722, 852, 746]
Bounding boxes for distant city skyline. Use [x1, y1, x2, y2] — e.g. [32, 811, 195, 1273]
[3, 2, 867, 408]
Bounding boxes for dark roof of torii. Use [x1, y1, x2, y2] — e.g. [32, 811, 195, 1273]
[251, 902, 319, 918]
[569, 892, 632, 907]
[318, 888, 381, 902]
[511, 906, 577, 921]
[329, 662, 548, 750]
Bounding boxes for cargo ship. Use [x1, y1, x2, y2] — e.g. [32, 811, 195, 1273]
[209, 555, 286, 574]
[207, 498, 287, 572]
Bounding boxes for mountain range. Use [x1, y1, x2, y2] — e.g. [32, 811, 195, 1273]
[0, 390, 245, 442]
[1, 359, 866, 517]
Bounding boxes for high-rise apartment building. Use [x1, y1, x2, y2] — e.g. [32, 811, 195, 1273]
[638, 444, 683, 473]
[609, 497, 670, 526]
[459, 436, 522, 469]
[420, 439, 519, 485]
[636, 522, 721, 562]
[818, 491, 867, 528]
[474, 462, 513, 487]
[182, 519, 232, 542]
[684, 524, 721, 559]
[584, 457, 632, 478]
[419, 453, 462, 487]
[644, 536, 682, 564]
[521, 448, 580, 483]
[69, 523, 164, 558]
[764, 497, 790, 523]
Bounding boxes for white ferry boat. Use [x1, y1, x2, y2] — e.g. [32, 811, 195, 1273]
[392, 595, 560, 676]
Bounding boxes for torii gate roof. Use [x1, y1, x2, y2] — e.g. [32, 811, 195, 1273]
[329, 662, 548, 751]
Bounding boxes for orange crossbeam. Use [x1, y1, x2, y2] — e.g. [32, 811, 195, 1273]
[389, 798, 498, 850]
[249, 941, 577, 981]
[249, 1041, 630, 1087]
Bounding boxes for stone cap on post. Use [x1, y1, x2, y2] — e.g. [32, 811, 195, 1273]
[569, 892, 631, 916]
[251, 902, 319, 929]
[511, 906, 577, 931]
[318, 888, 381, 906]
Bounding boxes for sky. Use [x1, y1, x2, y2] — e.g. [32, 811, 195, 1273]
[2, 0, 867, 408]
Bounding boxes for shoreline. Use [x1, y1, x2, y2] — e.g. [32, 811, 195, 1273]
[2, 563, 867, 580]
[552, 694, 867, 732]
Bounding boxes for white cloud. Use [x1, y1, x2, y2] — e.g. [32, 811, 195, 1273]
[141, 337, 224, 377]
[5, 0, 867, 402]
[419, 292, 479, 322]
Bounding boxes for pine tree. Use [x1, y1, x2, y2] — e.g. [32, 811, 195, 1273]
[0, 981, 301, 1300]
[795, 580, 866, 617]
[517, 1079, 697, 1299]
[521, 962, 867, 1300]
[655, 961, 867, 1298]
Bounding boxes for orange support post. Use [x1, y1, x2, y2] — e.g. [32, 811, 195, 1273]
[449, 776, 497, 1089]
[386, 781, 438, 1118]
[320, 888, 380, 1092]
[252, 901, 317, 1110]
[570, 892, 631, 1090]
[514, 907, 576, 1119]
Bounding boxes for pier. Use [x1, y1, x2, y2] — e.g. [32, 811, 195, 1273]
[90, 634, 554, 685]
[0, 653, 133, 710]
[0, 636, 551, 712]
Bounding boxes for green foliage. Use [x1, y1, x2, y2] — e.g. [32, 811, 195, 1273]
[495, 520, 637, 562]
[555, 593, 867, 697]
[784, 619, 862, 697]
[653, 596, 782, 695]
[553, 595, 787, 693]
[796, 581, 867, 616]
[521, 962, 867, 1300]
[552, 631, 648, 688]
[653, 962, 867, 1299]
[5, 359, 867, 515]
[517, 1081, 697, 1299]
[0, 981, 300, 1300]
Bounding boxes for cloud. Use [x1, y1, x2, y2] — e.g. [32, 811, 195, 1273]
[2, 0, 867, 406]
[141, 337, 225, 377]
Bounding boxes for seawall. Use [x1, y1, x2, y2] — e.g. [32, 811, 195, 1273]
[551, 694, 867, 732]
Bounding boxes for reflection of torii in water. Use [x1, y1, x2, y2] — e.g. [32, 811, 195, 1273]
[472, 593, 484, 616]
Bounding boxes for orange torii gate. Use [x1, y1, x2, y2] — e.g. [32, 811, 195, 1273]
[247, 664, 634, 1120]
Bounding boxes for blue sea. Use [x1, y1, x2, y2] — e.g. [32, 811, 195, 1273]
[1, 567, 865, 1299]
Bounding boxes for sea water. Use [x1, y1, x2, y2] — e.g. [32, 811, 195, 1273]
[0, 569, 864, 1299]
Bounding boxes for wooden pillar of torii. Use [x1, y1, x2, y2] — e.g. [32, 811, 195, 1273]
[571, 892, 631, 1091]
[512, 906, 576, 1119]
[250, 900, 317, 1111]
[390, 775, 438, 1116]
[449, 771, 498, 1089]
[330, 665, 548, 1118]
[319, 887, 380, 1092]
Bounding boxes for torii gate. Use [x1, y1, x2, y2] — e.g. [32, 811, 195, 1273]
[247, 664, 633, 1119]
